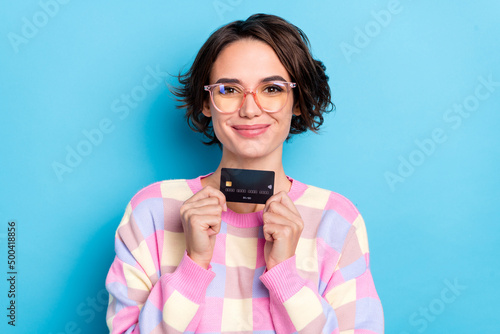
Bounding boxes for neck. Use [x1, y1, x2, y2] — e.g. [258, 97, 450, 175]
[201, 145, 291, 213]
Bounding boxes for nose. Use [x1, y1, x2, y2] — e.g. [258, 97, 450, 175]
[239, 91, 262, 118]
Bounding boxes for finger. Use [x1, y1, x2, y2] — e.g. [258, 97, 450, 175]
[263, 211, 294, 227]
[186, 186, 224, 203]
[263, 213, 303, 242]
[206, 216, 222, 236]
[188, 204, 223, 218]
[182, 197, 221, 210]
[262, 221, 276, 242]
[190, 214, 222, 235]
[262, 221, 294, 241]
[264, 201, 301, 225]
[264, 191, 300, 217]
[181, 201, 222, 224]
[207, 219, 221, 236]
[186, 186, 227, 211]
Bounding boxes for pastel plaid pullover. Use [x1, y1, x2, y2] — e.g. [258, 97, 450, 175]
[105, 175, 384, 333]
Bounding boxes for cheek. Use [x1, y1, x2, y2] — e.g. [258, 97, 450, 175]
[265, 115, 293, 143]
[280, 113, 294, 133]
[210, 114, 229, 142]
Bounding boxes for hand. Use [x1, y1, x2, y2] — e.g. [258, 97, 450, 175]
[180, 186, 227, 269]
[262, 191, 304, 270]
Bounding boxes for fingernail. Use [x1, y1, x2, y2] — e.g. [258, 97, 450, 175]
[223, 203, 227, 211]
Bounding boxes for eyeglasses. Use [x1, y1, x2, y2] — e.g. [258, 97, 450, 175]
[204, 81, 296, 114]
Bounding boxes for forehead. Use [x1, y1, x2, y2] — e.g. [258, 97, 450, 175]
[210, 39, 291, 84]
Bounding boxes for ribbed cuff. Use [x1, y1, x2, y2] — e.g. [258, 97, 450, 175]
[259, 255, 306, 303]
[161, 250, 216, 304]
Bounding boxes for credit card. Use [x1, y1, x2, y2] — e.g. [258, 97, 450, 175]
[220, 168, 275, 204]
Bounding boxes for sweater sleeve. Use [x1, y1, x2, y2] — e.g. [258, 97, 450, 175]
[259, 214, 384, 334]
[105, 202, 216, 333]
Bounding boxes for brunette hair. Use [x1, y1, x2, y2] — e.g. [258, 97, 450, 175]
[173, 13, 334, 145]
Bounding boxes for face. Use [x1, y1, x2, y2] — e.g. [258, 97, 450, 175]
[202, 39, 300, 161]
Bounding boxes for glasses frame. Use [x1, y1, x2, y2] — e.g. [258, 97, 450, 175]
[204, 81, 296, 114]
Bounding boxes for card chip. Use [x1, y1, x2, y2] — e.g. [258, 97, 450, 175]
[226, 181, 232, 187]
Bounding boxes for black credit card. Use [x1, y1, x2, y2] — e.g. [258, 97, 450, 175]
[220, 168, 275, 204]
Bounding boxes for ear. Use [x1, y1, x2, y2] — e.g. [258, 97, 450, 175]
[202, 99, 212, 118]
[292, 102, 301, 116]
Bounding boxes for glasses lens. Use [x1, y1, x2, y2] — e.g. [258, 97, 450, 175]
[212, 84, 244, 113]
[256, 82, 289, 112]
[210, 82, 291, 113]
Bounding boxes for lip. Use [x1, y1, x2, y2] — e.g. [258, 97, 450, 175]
[231, 124, 271, 138]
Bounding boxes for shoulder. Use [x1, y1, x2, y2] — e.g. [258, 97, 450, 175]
[293, 180, 361, 225]
[128, 178, 197, 211]
[295, 181, 369, 254]
[114, 178, 197, 235]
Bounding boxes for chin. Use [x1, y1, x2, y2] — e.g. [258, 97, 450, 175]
[236, 146, 266, 159]
[233, 142, 281, 160]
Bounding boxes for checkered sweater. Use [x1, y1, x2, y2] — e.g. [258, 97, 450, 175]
[105, 176, 384, 333]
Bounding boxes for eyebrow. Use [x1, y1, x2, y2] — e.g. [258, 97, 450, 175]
[214, 75, 288, 84]
[262, 75, 287, 82]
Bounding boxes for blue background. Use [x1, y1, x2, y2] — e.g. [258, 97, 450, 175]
[1, 0, 499, 333]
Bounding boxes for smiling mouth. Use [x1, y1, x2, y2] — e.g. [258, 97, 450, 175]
[232, 124, 270, 130]
[232, 124, 271, 138]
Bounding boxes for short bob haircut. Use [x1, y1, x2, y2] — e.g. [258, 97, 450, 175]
[173, 13, 334, 146]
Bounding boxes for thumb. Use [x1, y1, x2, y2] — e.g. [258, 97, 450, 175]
[207, 221, 221, 236]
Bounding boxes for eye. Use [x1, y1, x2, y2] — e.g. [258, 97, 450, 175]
[218, 85, 241, 95]
[261, 83, 285, 95]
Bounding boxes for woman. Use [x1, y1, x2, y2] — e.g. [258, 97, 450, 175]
[106, 14, 384, 333]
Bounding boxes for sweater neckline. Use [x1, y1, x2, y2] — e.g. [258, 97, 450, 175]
[186, 173, 308, 228]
